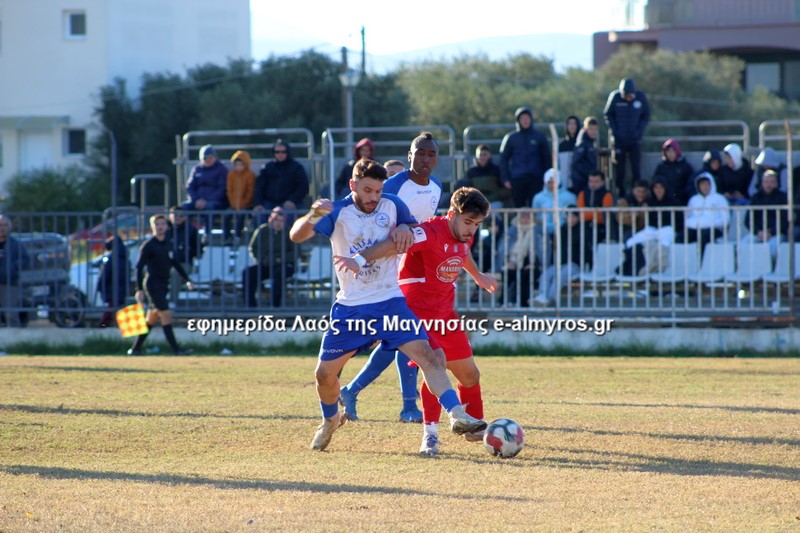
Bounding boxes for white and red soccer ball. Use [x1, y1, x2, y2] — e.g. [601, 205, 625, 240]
[482, 418, 525, 458]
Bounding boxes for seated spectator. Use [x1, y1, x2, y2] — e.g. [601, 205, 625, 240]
[532, 169, 576, 267]
[534, 205, 590, 305]
[504, 210, 539, 307]
[653, 138, 693, 204]
[718, 143, 752, 204]
[684, 172, 730, 254]
[686, 150, 722, 199]
[0, 215, 30, 327]
[748, 147, 788, 197]
[577, 170, 615, 243]
[458, 144, 511, 208]
[168, 206, 205, 303]
[559, 115, 581, 153]
[649, 177, 683, 234]
[242, 207, 295, 308]
[741, 170, 787, 260]
[616, 179, 650, 240]
[252, 140, 309, 225]
[569, 117, 599, 195]
[97, 235, 130, 327]
[335, 138, 374, 199]
[182, 145, 229, 221]
[383, 159, 406, 178]
[226, 150, 256, 238]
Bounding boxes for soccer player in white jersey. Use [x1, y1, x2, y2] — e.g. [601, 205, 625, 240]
[340, 132, 443, 423]
[289, 158, 486, 451]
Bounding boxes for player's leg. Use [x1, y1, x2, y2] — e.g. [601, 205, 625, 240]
[128, 297, 159, 355]
[311, 350, 354, 451]
[418, 379, 441, 455]
[396, 351, 422, 423]
[158, 309, 190, 355]
[339, 345, 396, 421]
[448, 357, 485, 442]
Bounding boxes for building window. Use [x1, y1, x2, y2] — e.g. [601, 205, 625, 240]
[746, 62, 780, 94]
[64, 11, 87, 39]
[66, 129, 86, 155]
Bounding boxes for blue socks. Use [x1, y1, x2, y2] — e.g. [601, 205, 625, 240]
[438, 389, 460, 413]
[396, 352, 419, 408]
[320, 400, 338, 419]
[346, 346, 395, 394]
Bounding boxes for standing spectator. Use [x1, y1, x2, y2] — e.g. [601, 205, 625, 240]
[242, 207, 295, 308]
[532, 169, 576, 268]
[0, 215, 30, 327]
[383, 159, 406, 178]
[653, 139, 693, 204]
[741, 170, 787, 260]
[167, 206, 204, 304]
[603, 78, 651, 196]
[616, 179, 651, 240]
[182, 145, 229, 227]
[500, 107, 552, 207]
[252, 140, 309, 224]
[534, 206, 590, 305]
[335, 138, 374, 199]
[128, 215, 195, 356]
[459, 144, 510, 208]
[559, 115, 581, 153]
[226, 150, 256, 238]
[577, 170, 615, 243]
[748, 147, 788, 197]
[97, 235, 130, 327]
[570, 116, 599, 195]
[718, 143, 752, 204]
[685, 173, 730, 254]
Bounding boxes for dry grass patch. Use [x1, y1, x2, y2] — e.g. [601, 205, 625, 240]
[0, 356, 799, 531]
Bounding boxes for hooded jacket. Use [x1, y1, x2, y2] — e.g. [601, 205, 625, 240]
[226, 150, 256, 210]
[653, 139, 694, 204]
[187, 158, 229, 206]
[570, 127, 598, 194]
[499, 107, 552, 187]
[532, 169, 577, 234]
[717, 143, 752, 198]
[648, 177, 683, 232]
[253, 143, 310, 208]
[748, 147, 788, 197]
[335, 138, 375, 196]
[686, 173, 730, 230]
[558, 115, 581, 153]
[97, 235, 130, 306]
[603, 78, 651, 145]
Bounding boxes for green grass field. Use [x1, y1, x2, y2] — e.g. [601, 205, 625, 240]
[1, 356, 798, 531]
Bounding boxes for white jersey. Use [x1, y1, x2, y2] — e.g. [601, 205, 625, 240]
[314, 193, 416, 305]
[383, 170, 443, 223]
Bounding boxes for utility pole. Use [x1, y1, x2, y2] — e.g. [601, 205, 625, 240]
[361, 26, 366, 76]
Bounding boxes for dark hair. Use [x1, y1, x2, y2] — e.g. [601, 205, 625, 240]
[450, 187, 490, 217]
[411, 131, 438, 151]
[476, 144, 491, 153]
[352, 159, 388, 181]
[589, 169, 605, 180]
[584, 116, 599, 128]
[150, 214, 168, 225]
[633, 179, 649, 190]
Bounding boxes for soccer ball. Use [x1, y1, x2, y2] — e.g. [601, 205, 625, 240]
[482, 418, 525, 458]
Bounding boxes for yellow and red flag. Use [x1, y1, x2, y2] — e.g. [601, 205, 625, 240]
[116, 303, 149, 337]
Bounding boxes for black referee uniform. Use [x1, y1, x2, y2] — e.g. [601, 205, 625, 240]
[136, 236, 191, 311]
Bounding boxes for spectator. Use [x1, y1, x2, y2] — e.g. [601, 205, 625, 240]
[532, 169, 576, 267]
[242, 207, 295, 308]
[649, 177, 683, 234]
[226, 149, 256, 237]
[741, 170, 787, 260]
[686, 150, 723, 199]
[684, 172, 730, 254]
[252, 140, 309, 224]
[534, 206, 590, 305]
[168, 207, 204, 303]
[603, 78, 650, 196]
[719, 143, 752, 204]
[383, 159, 406, 178]
[577, 170, 615, 243]
[500, 107, 552, 207]
[616, 179, 651, 240]
[97, 235, 130, 327]
[459, 144, 510, 209]
[335, 138, 374, 199]
[570, 116, 599, 195]
[748, 147, 787, 198]
[0, 215, 30, 327]
[504, 210, 538, 307]
[182, 145, 229, 222]
[653, 138, 693, 205]
[559, 115, 581, 153]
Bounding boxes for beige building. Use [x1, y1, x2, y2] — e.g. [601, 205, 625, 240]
[0, 0, 250, 191]
[594, 0, 800, 100]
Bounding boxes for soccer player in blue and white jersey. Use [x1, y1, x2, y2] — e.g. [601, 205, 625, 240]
[340, 132, 444, 423]
[289, 158, 486, 451]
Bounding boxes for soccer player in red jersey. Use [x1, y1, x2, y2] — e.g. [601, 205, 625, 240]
[336, 187, 498, 455]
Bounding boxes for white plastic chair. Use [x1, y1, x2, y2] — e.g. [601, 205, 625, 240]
[763, 243, 800, 283]
[724, 242, 773, 283]
[650, 243, 700, 283]
[292, 245, 332, 282]
[687, 242, 735, 283]
[580, 243, 623, 283]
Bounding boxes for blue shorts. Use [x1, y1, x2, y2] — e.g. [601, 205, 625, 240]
[318, 297, 428, 361]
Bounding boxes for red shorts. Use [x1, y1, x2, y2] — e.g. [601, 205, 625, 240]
[411, 308, 473, 362]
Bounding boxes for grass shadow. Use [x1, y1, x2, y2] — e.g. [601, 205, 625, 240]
[552, 401, 800, 415]
[6, 365, 170, 374]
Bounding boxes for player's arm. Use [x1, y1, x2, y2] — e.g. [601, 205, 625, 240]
[463, 253, 498, 294]
[289, 199, 333, 243]
[334, 224, 420, 275]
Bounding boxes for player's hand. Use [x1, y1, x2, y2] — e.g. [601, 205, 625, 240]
[476, 272, 499, 294]
[135, 290, 144, 304]
[307, 199, 333, 224]
[391, 224, 414, 253]
[333, 255, 360, 276]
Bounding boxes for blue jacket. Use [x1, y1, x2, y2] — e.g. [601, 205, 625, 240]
[0, 236, 31, 285]
[570, 128, 597, 194]
[532, 179, 576, 234]
[187, 160, 229, 205]
[499, 107, 552, 186]
[603, 79, 650, 145]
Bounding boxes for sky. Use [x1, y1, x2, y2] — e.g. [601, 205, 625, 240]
[250, 0, 645, 69]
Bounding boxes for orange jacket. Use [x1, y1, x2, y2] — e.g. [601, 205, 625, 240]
[227, 150, 255, 210]
[577, 189, 614, 224]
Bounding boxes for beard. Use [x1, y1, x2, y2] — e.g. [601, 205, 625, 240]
[354, 195, 378, 213]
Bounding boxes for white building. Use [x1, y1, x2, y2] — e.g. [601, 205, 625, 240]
[0, 0, 251, 192]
